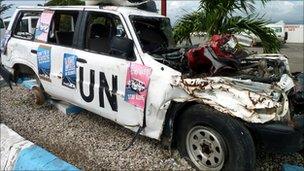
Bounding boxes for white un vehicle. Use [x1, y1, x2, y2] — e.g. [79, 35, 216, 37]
[1, 4, 303, 171]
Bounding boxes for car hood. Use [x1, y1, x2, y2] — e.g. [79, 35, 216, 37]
[171, 74, 294, 123]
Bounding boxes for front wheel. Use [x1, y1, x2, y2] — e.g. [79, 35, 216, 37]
[176, 104, 256, 170]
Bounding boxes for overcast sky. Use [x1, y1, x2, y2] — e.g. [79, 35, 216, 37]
[1, 0, 303, 24]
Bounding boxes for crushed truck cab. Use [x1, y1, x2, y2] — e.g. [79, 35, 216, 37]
[1, 4, 303, 171]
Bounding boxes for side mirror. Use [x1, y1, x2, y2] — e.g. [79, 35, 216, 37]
[110, 36, 135, 61]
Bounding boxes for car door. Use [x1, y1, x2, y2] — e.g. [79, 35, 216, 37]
[4, 10, 42, 78]
[36, 10, 80, 105]
[38, 10, 82, 103]
[74, 10, 144, 125]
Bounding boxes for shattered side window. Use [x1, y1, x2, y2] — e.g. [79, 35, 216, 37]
[129, 15, 175, 53]
[13, 11, 42, 40]
[84, 12, 127, 54]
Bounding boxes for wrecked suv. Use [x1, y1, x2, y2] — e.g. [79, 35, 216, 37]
[1, 5, 303, 171]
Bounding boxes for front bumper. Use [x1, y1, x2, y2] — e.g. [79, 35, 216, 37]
[247, 115, 304, 153]
[0, 64, 13, 89]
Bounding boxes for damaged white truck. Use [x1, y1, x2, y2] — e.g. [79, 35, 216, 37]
[0, 4, 303, 171]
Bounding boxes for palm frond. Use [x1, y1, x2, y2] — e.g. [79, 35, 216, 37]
[260, 0, 271, 6]
[173, 0, 280, 53]
[221, 15, 281, 53]
[173, 11, 203, 43]
[199, 0, 268, 14]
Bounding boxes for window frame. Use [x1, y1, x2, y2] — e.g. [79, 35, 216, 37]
[77, 10, 137, 61]
[11, 10, 43, 41]
[128, 15, 175, 54]
[44, 9, 82, 48]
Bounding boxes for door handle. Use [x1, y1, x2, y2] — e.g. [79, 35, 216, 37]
[57, 72, 62, 79]
[76, 58, 87, 63]
[31, 49, 37, 54]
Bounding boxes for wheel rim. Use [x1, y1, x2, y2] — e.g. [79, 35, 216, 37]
[186, 126, 226, 170]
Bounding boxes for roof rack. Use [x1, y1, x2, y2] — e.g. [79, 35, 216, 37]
[87, 0, 157, 12]
[19, 0, 157, 13]
[18, 5, 99, 9]
[84, 0, 145, 6]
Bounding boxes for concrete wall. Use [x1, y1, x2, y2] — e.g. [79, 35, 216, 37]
[285, 24, 304, 43]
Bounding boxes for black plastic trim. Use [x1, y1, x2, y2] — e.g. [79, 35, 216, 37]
[247, 116, 304, 153]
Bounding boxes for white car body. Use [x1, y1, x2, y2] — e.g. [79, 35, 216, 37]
[1, 5, 304, 170]
[1, 5, 294, 139]
[1, 6, 181, 140]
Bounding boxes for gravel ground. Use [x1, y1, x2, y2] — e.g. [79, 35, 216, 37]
[0, 85, 192, 170]
[1, 84, 303, 170]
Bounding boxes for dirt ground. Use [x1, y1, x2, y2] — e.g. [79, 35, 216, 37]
[0, 43, 303, 170]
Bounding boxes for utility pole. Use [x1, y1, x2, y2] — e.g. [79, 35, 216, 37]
[161, 0, 166, 16]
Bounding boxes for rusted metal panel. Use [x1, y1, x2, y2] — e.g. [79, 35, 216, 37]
[171, 75, 292, 123]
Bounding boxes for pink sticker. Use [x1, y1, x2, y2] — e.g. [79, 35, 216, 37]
[125, 63, 152, 110]
[35, 10, 54, 42]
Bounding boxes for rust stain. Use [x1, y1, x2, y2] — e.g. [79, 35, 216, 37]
[174, 76, 289, 123]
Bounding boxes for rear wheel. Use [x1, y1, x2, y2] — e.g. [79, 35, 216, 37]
[31, 86, 45, 105]
[176, 104, 256, 170]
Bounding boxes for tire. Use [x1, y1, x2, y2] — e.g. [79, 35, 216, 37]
[32, 86, 45, 105]
[176, 104, 256, 171]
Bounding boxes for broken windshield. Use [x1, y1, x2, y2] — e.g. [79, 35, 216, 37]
[129, 15, 176, 54]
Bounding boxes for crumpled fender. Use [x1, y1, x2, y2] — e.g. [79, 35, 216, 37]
[170, 75, 291, 124]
